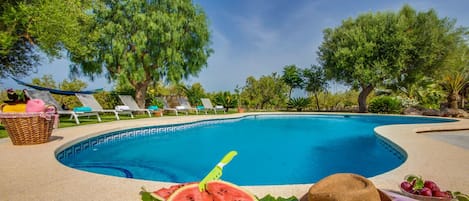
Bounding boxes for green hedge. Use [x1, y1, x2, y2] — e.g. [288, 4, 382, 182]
[368, 96, 402, 114]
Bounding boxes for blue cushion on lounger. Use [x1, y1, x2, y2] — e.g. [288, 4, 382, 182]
[73, 106, 92, 112]
[147, 105, 159, 111]
[197, 105, 205, 110]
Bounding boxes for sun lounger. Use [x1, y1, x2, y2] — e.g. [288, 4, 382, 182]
[178, 97, 200, 114]
[76, 93, 133, 120]
[24, 90, 101, 124]
[201, 98, 226, 114]
[156, 97, 186, 115]
[118, 95, 152, 117]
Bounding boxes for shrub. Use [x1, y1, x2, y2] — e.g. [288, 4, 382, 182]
[368, 96, 402, 114]
[150, 97, 164, 108]
[287, 97, 311, 111]
[213, 91, 237, 112]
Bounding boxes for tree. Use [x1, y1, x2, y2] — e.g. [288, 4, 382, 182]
[212, 91, 237, 112]
[281, 64, 303, 99]
[318, 5, 465, 112]
[441, 74, 467, 109]
[179, 83, 206, 106]
[69, 0, 212, 108]
[145, 81, 172, 105]
[31, 75, 57, 89]
[0, 41, 39, 79]
[0, 0, 91, 79]
[440, 42, 469, 109]
[241, 73, 288, 110]
[59, 79, 89, 108]
[303, 65, 328, 111]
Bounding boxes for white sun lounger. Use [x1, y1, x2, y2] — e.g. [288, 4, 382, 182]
[178, 97, 200, 114]
[156, 97, 186, 115]
[201, 98, 226, 114]
[118, 95, 152, 117]
[76, 93, 133, 120]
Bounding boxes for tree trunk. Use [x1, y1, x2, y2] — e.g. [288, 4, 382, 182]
[134, 82, 150, 109]
[314, 93, 320, 111]
[461, 86, 466, 109]
[461, 92, 465, 109]
[448, 91, 459, 109]
[358, 85, 374, 113]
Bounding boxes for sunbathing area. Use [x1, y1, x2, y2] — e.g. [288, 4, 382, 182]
[0, 112, 468, 200]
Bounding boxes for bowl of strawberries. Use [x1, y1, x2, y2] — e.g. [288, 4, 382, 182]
[399, 175, 458, 201]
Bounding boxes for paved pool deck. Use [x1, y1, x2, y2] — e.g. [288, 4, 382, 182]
[0, 112, 468, 200]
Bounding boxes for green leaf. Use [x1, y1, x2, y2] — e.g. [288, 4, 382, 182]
[413, 177, 424, 190]
[277, 196, 298, 201]
[258, 195, 276, 201]
[404, 174, 419, 183]
[140, 187, 160, 201]
[404, 174, 424, 190]
[258, 194, 299, 201]
[452, 192, 469, 201]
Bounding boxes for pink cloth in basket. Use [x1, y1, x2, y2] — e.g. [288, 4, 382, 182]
[26, 99, 46, 112]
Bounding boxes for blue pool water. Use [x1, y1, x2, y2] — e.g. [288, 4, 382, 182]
[57, 114, 455, 185]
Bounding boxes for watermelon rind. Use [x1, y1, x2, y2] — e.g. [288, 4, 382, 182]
[167, 180, 258, 201]
[150, 190, 167, 201]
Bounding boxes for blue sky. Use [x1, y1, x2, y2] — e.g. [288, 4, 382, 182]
[2, 0, 469, 93]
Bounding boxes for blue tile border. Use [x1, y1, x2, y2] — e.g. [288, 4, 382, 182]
[56, 117, 242, 162]
[376, 134, 407, 162]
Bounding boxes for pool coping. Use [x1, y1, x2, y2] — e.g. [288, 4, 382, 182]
[0, 112, 468, 200]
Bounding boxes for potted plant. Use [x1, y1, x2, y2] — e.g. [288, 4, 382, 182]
[149, 97, 164, 117]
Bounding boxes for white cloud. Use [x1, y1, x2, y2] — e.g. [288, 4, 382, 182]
[231, 15, 279, 50]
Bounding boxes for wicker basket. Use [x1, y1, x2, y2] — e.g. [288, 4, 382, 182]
[0, 105, 57, 145]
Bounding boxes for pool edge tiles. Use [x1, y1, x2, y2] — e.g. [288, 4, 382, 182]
[56, 117, 243, 162]
[376, 134, 407, 162]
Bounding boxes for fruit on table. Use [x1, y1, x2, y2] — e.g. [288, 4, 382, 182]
[424, 180, 441, 192]
[152, 183, 194, 200]
[433, 191, 452, 198]
[150, 180, 257, 201]
[400, 181, 413, 193]
[400, 174, 464, 199]
[420, 187, 432, 196]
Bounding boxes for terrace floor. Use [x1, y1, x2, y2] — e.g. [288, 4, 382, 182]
[0, 112, 468, 200]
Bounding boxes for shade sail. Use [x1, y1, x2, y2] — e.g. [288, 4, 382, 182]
[13, 78, 103, 95]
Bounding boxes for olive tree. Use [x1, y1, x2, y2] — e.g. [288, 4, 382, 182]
[241, 73, 289, 110]
[318, 5, 465, 112]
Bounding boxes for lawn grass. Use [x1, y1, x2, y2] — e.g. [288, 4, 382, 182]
[0, 109, 238, 139]
[0, 113, 165, 139]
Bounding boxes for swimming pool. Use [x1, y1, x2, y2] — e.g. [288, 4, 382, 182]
[57, 114, 454, 185]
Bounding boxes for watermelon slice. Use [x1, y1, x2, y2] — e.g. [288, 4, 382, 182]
[151, 182, 196, 200]
[150, 180, 257, 201]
